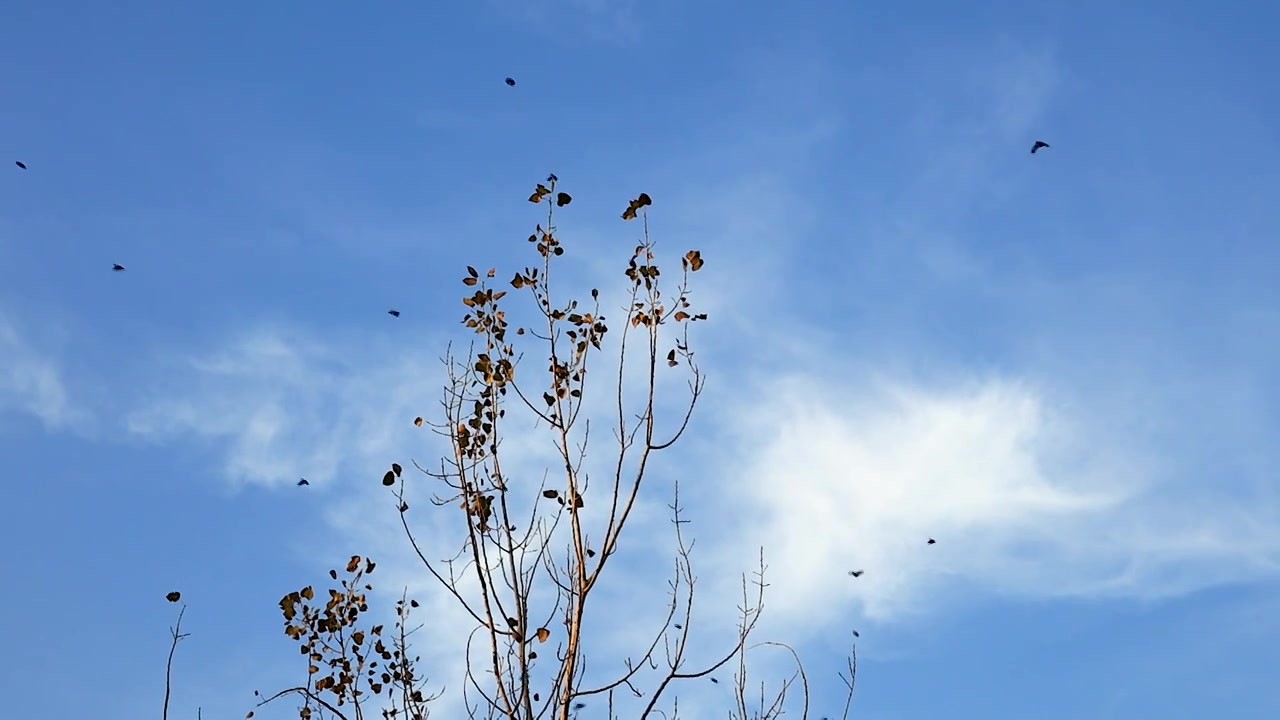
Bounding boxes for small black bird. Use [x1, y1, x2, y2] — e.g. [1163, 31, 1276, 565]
[297, 478, 310, 486]
[15, 161, 27, 170]
[1031, 140, 1050, 154]
[505, 77, 516, 87]
[927, 538, 936, 545]
[387, 309, 400, 317]
[710, 677, 719, 684]
[848, 570, 864, 577]
[112, 264, 126, 272]
[852, 630, 860, 638]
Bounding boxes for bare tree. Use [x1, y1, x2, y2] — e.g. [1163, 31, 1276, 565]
[252, 177, 856, 720]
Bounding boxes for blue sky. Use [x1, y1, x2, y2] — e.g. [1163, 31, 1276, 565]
[3, 0, 1279, 718]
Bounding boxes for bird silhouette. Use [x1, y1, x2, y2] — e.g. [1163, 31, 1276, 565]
[112, 264, 126, 272]
[505, 77, 516, 87]
[1031, 140, 1050, 154]
[852, 630, 860, 638]
[387, 309, 400, 317]
[848, 570, 864, 577]
[927, 538, 936, 544]
[297, 478, 310, 486]
[15, 161, 26, 170]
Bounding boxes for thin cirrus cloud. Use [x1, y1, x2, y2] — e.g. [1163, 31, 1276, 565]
[0, 308, 86, 431]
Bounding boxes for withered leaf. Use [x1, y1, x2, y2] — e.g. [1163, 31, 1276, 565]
[413, 416, 424, 427]
[463, 276, 478, 286]
[391, 463, 402, 478]
[684, 250, 704, 271]
[382, 471, 396, 486]
[542, 489, 559, 499]
[301, 586, 315, 600]
[536, 627, 550, 643]
[347, 555, 361, 573]
[556, 192, 572, 207]
[165, 591, 181, 603]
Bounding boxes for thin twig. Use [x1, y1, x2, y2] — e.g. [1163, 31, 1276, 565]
[163, 605, 190, 720]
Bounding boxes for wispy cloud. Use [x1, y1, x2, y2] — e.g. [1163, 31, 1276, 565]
[0, 309, 87, 431]
[484, 0, 646, 46]
[126, 325, 452, 490]
[703, 366, 1280, 632]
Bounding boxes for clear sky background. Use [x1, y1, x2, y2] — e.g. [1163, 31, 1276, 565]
[3, 0, 1279, 718]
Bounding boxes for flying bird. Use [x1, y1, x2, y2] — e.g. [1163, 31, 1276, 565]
[847, 570, 864, 577]
[1030, 140, 1050, 154]
[112, 264, 126, 272]
[505, 77, 516, 87]
[297, 478, 310, 486]
[852, 630, 860, 638]
[15, 161, 26, 170]
[927, 538, 936, 545]
[387, 309, 400, 317]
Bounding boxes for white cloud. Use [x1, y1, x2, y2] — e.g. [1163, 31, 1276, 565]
[126, 325, 452, 490]
[0, 310, 86, 431]
[700, 366, 1280, 633]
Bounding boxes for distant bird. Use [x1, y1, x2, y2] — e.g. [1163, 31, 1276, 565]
[297, 478, 310, 486]
[1031, 140, 1050, 154]
[847, 570, 864, 577]
[852, 630, 860, 638]
[387, 309, 400, 318]
[927, 538, 936, 545]
[710, 677, 719, 684]
[15, 161, 26, 170]
[505, 77, 516, 87]
[112, 264, 125, 272]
